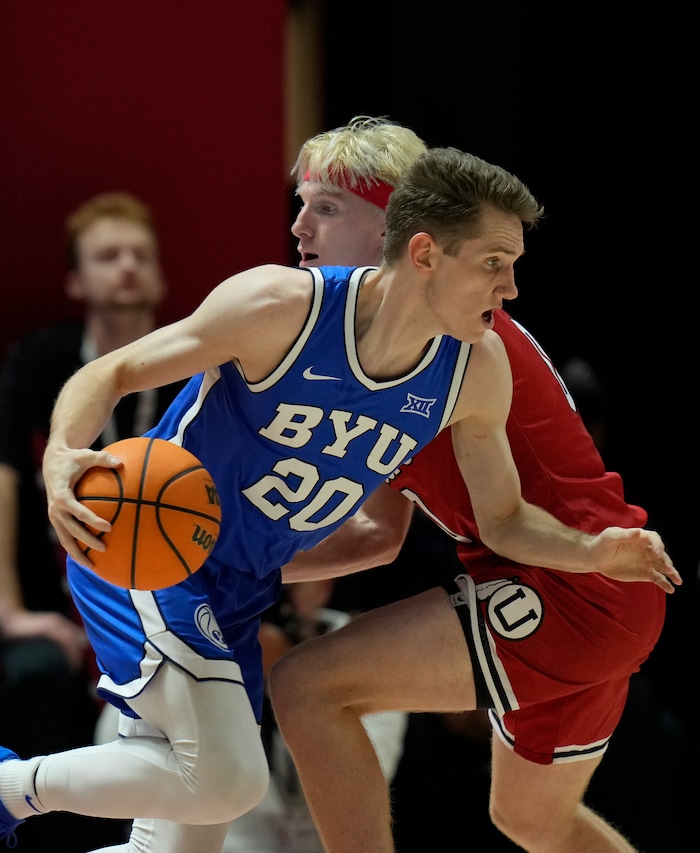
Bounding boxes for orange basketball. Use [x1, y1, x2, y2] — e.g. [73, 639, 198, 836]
[75, 437, 221, 590]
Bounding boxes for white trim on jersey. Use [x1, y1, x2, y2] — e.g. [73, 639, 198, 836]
[95, 589, 244, 706]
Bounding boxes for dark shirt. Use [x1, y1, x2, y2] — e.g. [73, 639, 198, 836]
[0, 323, 186, 613]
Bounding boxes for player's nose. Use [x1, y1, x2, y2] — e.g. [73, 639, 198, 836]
[291, 207, 312, 239]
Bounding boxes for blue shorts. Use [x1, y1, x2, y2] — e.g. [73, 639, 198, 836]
[67, 555, 281, 722]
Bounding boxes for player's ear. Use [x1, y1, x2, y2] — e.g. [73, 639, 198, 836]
[407, 232, 436, 273]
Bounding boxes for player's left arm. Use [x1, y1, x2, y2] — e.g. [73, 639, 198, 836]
[43, 264, 312, 564]
[451, 332, 681, 593]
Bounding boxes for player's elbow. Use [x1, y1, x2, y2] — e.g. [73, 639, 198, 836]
[373, 524, 405, 564]
[356, 514, 404, 567]
[473, 499, 526, 557]
[359, 491, 412, 566]
[474, 518, 514, 558]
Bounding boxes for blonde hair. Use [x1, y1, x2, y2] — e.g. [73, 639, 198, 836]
[65, 191, 157, 269]
[292, 116, 427, 194]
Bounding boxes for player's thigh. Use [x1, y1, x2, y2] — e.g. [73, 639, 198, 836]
[272, 586, 477, 715]
[127, 660, 266, 783]
[490, 732, 602, 826]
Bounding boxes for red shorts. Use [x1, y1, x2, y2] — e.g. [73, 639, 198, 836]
[447, 568, 665, 765]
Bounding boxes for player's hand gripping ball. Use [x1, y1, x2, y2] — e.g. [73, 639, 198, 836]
[75, 437, 221, 590]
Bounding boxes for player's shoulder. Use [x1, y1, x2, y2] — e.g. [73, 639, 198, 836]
[448, 329, 511, 424]
[469, 329, 511, 390]
[222, 264, 313, 302]
[237, 263, 310, 284]
[205, 266, 316, 360]
[476, 327, 508, 359]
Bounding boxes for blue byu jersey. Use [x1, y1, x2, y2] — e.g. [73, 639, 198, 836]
[67, 266, 472, 720]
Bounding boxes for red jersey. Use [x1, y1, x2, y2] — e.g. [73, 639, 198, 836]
[388, 310, 665, 765]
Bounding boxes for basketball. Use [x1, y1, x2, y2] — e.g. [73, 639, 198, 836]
[75, 436, 221, 590]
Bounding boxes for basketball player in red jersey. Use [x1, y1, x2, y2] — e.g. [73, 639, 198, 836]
[270, 118, 679, 852]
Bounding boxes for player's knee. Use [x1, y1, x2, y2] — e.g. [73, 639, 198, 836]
[196, 747, 270, 822]
[269, 648, 334, 741]
[490, 796, 557, 850]
[221, 756, 270, 821]
[268, 651, 310, 723]
[490, 803, 535, 848]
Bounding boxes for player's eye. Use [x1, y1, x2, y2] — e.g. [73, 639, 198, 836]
[310, 203, 335, 217]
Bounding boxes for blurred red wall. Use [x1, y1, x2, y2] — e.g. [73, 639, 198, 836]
[0, 1, 289, 356]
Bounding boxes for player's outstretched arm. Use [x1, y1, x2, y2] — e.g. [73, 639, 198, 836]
[453, 411, 681, 592]
[450, 335, 681, 593]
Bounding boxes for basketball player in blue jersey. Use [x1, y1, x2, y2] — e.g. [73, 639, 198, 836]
[0, 147, 677, 852]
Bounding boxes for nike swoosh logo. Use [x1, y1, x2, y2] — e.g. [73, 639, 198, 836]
[303, 366, 341, 381]
[25, 794, 43, 814]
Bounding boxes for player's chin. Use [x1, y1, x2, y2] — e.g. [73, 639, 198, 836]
[461, 311, 494, 340]
[458, 311, 494, 343]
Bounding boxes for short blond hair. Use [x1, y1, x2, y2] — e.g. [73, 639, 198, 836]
[292, 116, 427, 195]
[65, 191, 157, 269]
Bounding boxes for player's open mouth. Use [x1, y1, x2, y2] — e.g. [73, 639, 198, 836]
[482, 310, 493, 322]
[301, 252, 319, 263]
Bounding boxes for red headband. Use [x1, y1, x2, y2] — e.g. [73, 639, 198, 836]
[304, 169, 394, 211]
